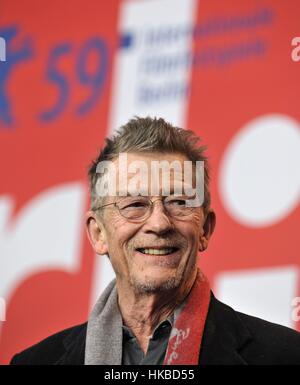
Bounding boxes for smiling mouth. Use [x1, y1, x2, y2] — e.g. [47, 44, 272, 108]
[136, 247, 179, 256]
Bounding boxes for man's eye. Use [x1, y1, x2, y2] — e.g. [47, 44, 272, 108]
[124, 201, 147, 209]
[168, 199, 186, 206]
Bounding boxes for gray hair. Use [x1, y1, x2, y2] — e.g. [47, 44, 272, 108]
[88, 116, 211, 215]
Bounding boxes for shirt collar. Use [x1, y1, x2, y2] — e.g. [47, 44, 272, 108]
[122, 312, 174, 341]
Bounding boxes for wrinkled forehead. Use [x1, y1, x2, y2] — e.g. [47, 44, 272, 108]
[95, 152, 204, 200]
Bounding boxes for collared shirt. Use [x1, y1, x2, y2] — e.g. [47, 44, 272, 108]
[122, 314, 174, 365]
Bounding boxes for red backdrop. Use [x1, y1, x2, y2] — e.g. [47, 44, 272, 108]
[0, 0, 299, 364]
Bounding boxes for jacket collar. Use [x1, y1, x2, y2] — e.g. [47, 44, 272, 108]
[199, 293, 253, 365]
[56, 292, 253, 365]
[55, 324, 87, 365]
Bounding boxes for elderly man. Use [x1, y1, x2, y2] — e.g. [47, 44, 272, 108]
[11, 117, 300, 365]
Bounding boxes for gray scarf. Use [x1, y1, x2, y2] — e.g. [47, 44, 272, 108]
[84, 278, 123, 365]
[84, 278, 189, 365]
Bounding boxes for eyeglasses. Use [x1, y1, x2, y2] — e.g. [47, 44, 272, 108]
[93, 196, 199, 222]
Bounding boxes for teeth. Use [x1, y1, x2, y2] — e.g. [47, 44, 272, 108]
[140, 248, 174, 255]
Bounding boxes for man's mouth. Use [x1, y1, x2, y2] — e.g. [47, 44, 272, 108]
[136, 247, 179, 256]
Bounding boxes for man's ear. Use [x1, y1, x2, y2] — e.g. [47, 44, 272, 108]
[85, 211, 108, 255]
[199, 210, 216, 252]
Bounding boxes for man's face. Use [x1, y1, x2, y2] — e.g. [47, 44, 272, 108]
[88, 152, 214, 294]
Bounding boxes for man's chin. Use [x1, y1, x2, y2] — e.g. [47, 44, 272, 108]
[131, 274, 181, 294]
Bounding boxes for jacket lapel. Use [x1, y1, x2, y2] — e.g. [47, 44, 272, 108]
[199, 293, 253, 365]
[55, 323, 87, 365]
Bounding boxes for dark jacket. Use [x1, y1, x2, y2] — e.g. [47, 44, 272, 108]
[10, 293, 300, 365]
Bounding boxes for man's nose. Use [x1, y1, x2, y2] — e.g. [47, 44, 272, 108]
[143, 199, 174, 234]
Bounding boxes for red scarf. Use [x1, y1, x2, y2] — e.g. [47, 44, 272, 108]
[163, 269, 211, 365]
